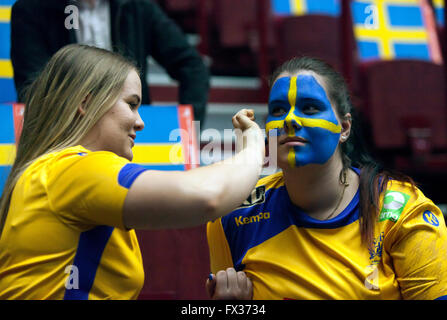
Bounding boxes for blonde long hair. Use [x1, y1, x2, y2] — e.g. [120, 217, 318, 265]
[0, 44, 138, 237]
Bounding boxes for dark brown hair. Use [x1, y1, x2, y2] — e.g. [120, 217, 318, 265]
[270, 56, 415, 246]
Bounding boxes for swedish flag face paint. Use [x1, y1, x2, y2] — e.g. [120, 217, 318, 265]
[266, 74, 341, 167]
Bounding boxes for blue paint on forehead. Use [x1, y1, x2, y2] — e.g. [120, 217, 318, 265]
[296, 74, 332, 108]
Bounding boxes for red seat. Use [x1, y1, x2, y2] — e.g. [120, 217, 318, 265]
[164, 0, 196, 12]
[273, 15, 343, 72]
[362, 60, 447, 151]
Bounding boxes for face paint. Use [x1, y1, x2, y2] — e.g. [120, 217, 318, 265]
[266, 74, 341, 167]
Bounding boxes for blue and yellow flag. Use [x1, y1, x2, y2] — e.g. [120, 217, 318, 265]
[0, 0, 17, 103]
[351, 0, 442, 62]
[271, 0, 341, 16]
[0, 104, 16, 193]
[0, 104, 199, 195]
[433, 0, 444, 26]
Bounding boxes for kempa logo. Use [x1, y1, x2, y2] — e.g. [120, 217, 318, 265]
[235, 212, 270, 227]
[379, 191, 410, 222]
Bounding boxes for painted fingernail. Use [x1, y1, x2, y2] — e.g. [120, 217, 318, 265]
[208, 273, 213, 281]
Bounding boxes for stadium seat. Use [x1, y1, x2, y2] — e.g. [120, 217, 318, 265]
[274, 14, 343, 71]
[270, 0, 344, 75]
[348, 0, 447, 202]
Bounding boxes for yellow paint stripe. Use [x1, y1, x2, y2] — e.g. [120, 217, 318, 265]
[0, 144, 16, 165]
[131, 144, 184, 164]
[0, 7, 11, 22]
[266, 118, 342, 134]
[285, 76, 298, 136]
[287, 147, 296, 168]
[0, 60, 13, 78]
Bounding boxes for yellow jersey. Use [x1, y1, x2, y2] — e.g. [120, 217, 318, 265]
[207, 169, 447, 299]
[0, 146, 146, 299]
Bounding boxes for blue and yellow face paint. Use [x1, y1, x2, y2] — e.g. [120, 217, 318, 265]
[266, 74, 341, 167]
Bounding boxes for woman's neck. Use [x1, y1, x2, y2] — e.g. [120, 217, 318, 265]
[282, 156, 358, 220]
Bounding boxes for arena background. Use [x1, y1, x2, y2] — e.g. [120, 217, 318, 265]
[0, 0, 446, 299]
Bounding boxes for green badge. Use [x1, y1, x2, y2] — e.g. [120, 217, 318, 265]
[379, 191, 410, 222]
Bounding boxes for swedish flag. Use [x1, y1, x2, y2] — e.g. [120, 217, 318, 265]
[131, 105, 199, 172]
[271, 0, 341, 16]
[0, 0, 17, 103]
[0, 104, 199, 195]
[351, 0, 441, 62]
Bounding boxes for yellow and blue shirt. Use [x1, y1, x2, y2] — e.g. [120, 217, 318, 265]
[207, 169, 447, 299]
[0, 146, 148, 299]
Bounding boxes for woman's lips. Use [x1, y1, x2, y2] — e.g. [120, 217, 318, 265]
[280, 136, 307, 147]
[129, 134, 136, 147]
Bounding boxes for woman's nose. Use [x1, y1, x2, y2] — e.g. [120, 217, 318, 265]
[284, 113, 302, 135]
[135, 112, 145, 131]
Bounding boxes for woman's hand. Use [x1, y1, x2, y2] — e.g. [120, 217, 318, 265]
[231, 109, 265, 164]
[232, 108, 260, 131]
[206, 267, 253, 300]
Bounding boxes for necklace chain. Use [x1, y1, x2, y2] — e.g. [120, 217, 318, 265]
[324, 169, 349, 220]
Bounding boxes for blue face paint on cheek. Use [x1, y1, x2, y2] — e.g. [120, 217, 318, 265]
[266, 77, 291, 135]
[292, 75, 340, 166]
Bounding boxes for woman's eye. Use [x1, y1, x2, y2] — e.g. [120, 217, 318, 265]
[302, 105, 320, 115]
[271, 107, 287, 117]
[128, 103, 138, 110]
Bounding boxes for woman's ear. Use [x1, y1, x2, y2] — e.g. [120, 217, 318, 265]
[77, 94, 91, 117]
[339, 113, 352, 143]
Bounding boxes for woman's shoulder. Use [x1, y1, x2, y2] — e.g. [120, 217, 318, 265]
[378, 179, 441, 226]
[256, 170, 285, 191]
[26, 146, 128, 178]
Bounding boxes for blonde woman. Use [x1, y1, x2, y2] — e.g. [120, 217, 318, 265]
[0, 44, 264, 299]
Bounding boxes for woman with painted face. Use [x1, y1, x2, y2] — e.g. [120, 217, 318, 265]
[206, 57, 447, 300]
[0, 44, 264, 299]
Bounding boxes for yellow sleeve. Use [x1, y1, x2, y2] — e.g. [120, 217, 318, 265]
[207, 219, 234, 273]
[388, 198, 447, 300]
[46, 151, 137, 229]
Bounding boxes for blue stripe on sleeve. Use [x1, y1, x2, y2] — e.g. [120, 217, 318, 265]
[118, 163, 147, 189]
[435, 295, 447, 300]
[64, 225, 114, 300]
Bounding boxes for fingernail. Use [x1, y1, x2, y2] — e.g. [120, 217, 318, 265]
[208, 273, 213, 281]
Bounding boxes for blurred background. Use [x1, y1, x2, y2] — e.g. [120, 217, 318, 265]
[1, 0, 446, 299]
[149, 0, 447, 211]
